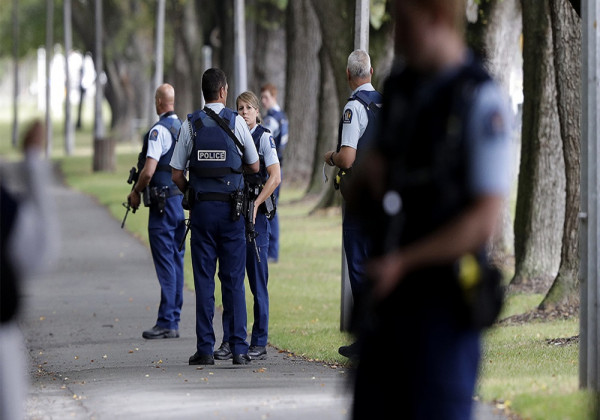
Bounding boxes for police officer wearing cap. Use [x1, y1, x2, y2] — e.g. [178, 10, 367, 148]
[128, 83, 185, 340]
[324, 49, 382, 359]
[213, 91, 281, 361]
[171, 68, 259, 366]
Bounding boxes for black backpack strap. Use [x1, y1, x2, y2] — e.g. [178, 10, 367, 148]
[203, 107, 245, 152]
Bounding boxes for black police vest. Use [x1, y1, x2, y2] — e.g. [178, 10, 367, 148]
[380, 60, 492, 247]
[246, 124, 270, 186]
[266, 108, 288, 162]
[138, 112, 182, 189]
[1, 184, 20, 323]
[336, 89, 383, 158]
[187, 107, 244, 195]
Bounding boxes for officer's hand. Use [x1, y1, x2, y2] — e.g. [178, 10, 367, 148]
[128, 191, 141, 210]
[367, 249, 405, 300]
[324, 150, 335, 166]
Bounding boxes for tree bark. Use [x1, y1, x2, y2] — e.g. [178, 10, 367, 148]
[247, 0, 287, 104]
[308, 48, 339, 198]
[469, 0, 523, 266]
[72, 0, 154, 142]
[512, 0, 565, 293]
[283, 0, 321, 186]
[172, 0, 204, 117]
[539, 0, 581, 310]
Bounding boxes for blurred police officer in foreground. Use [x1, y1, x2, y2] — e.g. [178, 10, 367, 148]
[260, 83, 288, 263]
[324, 49, 382, 360]
[171, 68, 259, 366]
[127, 83, 185, 340]
[213, 91, 281, 361]
[349, 0, 512, 418]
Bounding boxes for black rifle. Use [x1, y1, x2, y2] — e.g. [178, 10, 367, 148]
[244, 182, 261, 263]
[121, 167, 139, 229]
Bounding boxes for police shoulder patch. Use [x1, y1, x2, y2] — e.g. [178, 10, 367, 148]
[269, 136, 276, 149]
[343, 108, 353, 124]
[149, 129, 159, 141]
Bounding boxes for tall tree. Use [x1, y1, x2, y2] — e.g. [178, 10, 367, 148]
[72, 0, 154, 142]
[466, 0, 523, 266]
[539, 0, 581, 310]
[512, 0, 565, 292]
[283, 0, 322, 185]
[308, 0, 354, 207]
[171, 0, 204, 117]
[246, 0, 287, 103]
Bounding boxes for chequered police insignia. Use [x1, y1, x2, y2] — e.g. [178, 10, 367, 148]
[269, 136, 276, 149]
[343, 109, 353, 124]
[149, 129, 159, 141]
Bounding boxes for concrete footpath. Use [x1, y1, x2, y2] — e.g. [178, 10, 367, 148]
[19, 174, 508, 420]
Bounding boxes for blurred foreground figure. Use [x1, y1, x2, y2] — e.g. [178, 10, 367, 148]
[1, 121, 59, 420]
[348, 0, 512, 419]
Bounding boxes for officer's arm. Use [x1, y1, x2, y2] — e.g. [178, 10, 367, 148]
[244, 160, 260, 174]
[127, 157, 158, 210]
[255, 163, 281, 207]
[324, 146, 356, 170]
[172, 169, 187, 193]
[369, 194, 504, 300]
[136, 158, 158, 192]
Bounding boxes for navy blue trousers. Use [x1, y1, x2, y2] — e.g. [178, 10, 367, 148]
[267, 167, 281, 261]
[148, 195, 185, 330]
[353, 300, 480, 420]
[190, 201, 249, 355]
[222, 212, 271, 346]
[343, 210, 370, 300]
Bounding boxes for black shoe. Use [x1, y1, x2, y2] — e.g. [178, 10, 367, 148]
[214, 342, 232, 360]
[338, 341, 359, 359]
[248, 345, 267, 360]
[142, 325, 179, 339]
[232, 354, 251, 365]
[189, 352, 215, 365]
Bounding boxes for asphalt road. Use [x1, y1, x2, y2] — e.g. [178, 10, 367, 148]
[19, 173, 507, 420]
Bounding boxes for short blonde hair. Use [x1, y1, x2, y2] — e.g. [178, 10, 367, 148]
[236, 91, 261, 124]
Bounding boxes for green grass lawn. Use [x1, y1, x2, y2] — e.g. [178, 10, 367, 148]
[1, 118, 596, 419]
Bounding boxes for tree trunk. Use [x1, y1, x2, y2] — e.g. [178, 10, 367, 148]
[247, 0, 287, 104]
[172, 0, 204, 117]
[307, 0, 354, 206]
[72, 0, 154, 142]
[308, 48, 339, 198]
[539, 0, 581, 310]
[283, 0, 321, 186]
[512, 0, 565, 293]
[468, 0, 523, 266]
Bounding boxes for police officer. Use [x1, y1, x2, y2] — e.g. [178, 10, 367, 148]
[350, 0, 513, 418]
[324, 49, 382, 359]
[171, 68, 259, 366]
[128, 83, 186, 340]
[212, 91, 281, 361]
[260, 83, 288, 263]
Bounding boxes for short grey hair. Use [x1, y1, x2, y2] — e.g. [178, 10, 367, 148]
[347, 49, 372, 79]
